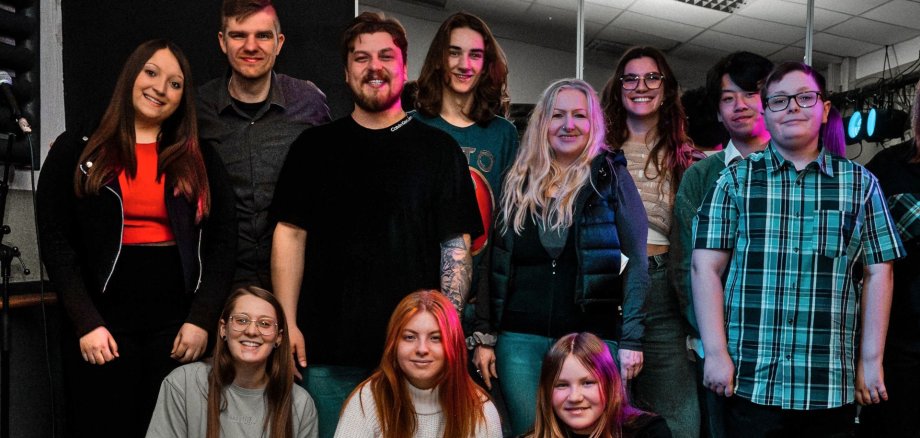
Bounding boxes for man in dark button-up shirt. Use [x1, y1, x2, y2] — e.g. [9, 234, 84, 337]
[198, 0, 331, 288]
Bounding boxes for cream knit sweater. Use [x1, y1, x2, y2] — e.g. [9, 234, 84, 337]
[333, 382, 502, 437]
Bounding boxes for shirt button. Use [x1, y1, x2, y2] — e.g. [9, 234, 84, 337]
[787, 318, 793, 324]
[793, 247, 799, 252]
[786, 354, 791, 360]
[250, 121, 255, 125]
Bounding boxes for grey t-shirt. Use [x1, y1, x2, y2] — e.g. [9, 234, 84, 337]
[146, 361, 317, 438]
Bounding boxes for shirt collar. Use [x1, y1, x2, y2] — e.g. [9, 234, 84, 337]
[216, 70, 284, 114]
[723, 140, 744, 166]
[765, 141, 834, 177]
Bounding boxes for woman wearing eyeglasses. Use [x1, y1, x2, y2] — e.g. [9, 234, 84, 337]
[601, 46, 702, 438]
[147, 286, 318, 438]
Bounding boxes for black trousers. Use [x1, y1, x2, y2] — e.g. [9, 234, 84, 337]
[62, 246, 191, 438]
[724, 396, 856, 438]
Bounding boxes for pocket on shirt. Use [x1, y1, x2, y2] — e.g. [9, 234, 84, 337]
[813, 210, 856, 258]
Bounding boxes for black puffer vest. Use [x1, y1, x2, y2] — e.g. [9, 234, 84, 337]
[490, 150, 626, 330]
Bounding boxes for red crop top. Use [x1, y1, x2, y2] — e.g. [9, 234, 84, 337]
[118, 142, 175, 244]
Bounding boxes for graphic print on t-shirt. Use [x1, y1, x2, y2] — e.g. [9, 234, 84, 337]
[470, 167, 494, 255]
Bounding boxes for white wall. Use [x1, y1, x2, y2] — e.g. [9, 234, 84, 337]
[855, 36, 920, 84]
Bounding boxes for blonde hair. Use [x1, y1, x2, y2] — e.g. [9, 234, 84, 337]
[499, 79, 608, 235]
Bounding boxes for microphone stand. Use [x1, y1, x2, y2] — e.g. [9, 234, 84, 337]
[0, 130, 20, 438]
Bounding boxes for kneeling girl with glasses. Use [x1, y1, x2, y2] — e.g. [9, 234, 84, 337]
[147, 286, 318, 438]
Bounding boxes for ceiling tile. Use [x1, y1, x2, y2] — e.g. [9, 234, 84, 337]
[803, 32, 883, 57]
[783, 0, 891, 15]
[736, 0, 851, 30]
[824, 17, 920, 46]
[668, 42, 731, 63]
[769, 45, 843, 66]
[612, 11, 706, 41]
[713, 15, 805, 44]
[448, 0, 532, 16]
[584, 2, 624, 24]
[585, 20, 607, 39]
[689, 29, 785, 55]
[593, 24, 681, 51]
[862, 0, 920, 30]
[534, 0, 581, 9]
[527, 3, 579, 25]
[586, 0, 635, 8]
[628, 0, 730, 28]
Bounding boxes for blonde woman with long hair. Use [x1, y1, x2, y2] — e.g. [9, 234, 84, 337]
[473, 78, 649, 435]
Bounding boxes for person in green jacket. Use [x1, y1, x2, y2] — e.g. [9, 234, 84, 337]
[670, 51, 773, 438]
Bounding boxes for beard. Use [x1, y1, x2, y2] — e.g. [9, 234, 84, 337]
[350, 71, 403, 113]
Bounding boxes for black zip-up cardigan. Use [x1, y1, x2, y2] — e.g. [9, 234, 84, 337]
[487, 150, 650, 351]
[36, 130, 237, 337]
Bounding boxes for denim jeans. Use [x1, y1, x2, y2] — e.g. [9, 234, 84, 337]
[301, 364, 372, 438]
[496, 331, 618, 436]
[631, 254, 700, 438]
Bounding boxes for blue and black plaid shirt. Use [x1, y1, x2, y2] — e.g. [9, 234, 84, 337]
[693, 142, 904, 410]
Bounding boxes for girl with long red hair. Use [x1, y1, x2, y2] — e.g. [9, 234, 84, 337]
[334, 290, 502, 437]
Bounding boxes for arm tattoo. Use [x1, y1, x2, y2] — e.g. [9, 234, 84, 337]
[440, 234, 472, 314]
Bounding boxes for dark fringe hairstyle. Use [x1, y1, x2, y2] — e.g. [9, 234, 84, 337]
[221, 0, 279, 32]
[705, 51, 773, 109]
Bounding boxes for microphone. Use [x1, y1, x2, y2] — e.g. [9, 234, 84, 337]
[0, 71, 21, 119]
[0, 71, 29, 133]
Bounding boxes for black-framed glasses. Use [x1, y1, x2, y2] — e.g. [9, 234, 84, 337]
[227, 314, 279, 336]
[620, 72, 664, 90]
[765, 91, 823, 112]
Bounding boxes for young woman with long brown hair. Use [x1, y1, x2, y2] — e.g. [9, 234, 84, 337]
[601, 46, 701, 438]
[36, 39, 236, 436]
[147, 286, 317, 438]
[530, 333, 670, 438]
[334, 290, 502, 437]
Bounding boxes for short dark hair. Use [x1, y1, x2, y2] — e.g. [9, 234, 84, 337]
[706, 51, 773, 108]
[340, 11, 408, 65]
[221, 0, 279, 32]
[761, 61, 827, 107]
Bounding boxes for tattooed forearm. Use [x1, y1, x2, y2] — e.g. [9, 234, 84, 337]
[440, 234, 472, 314]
